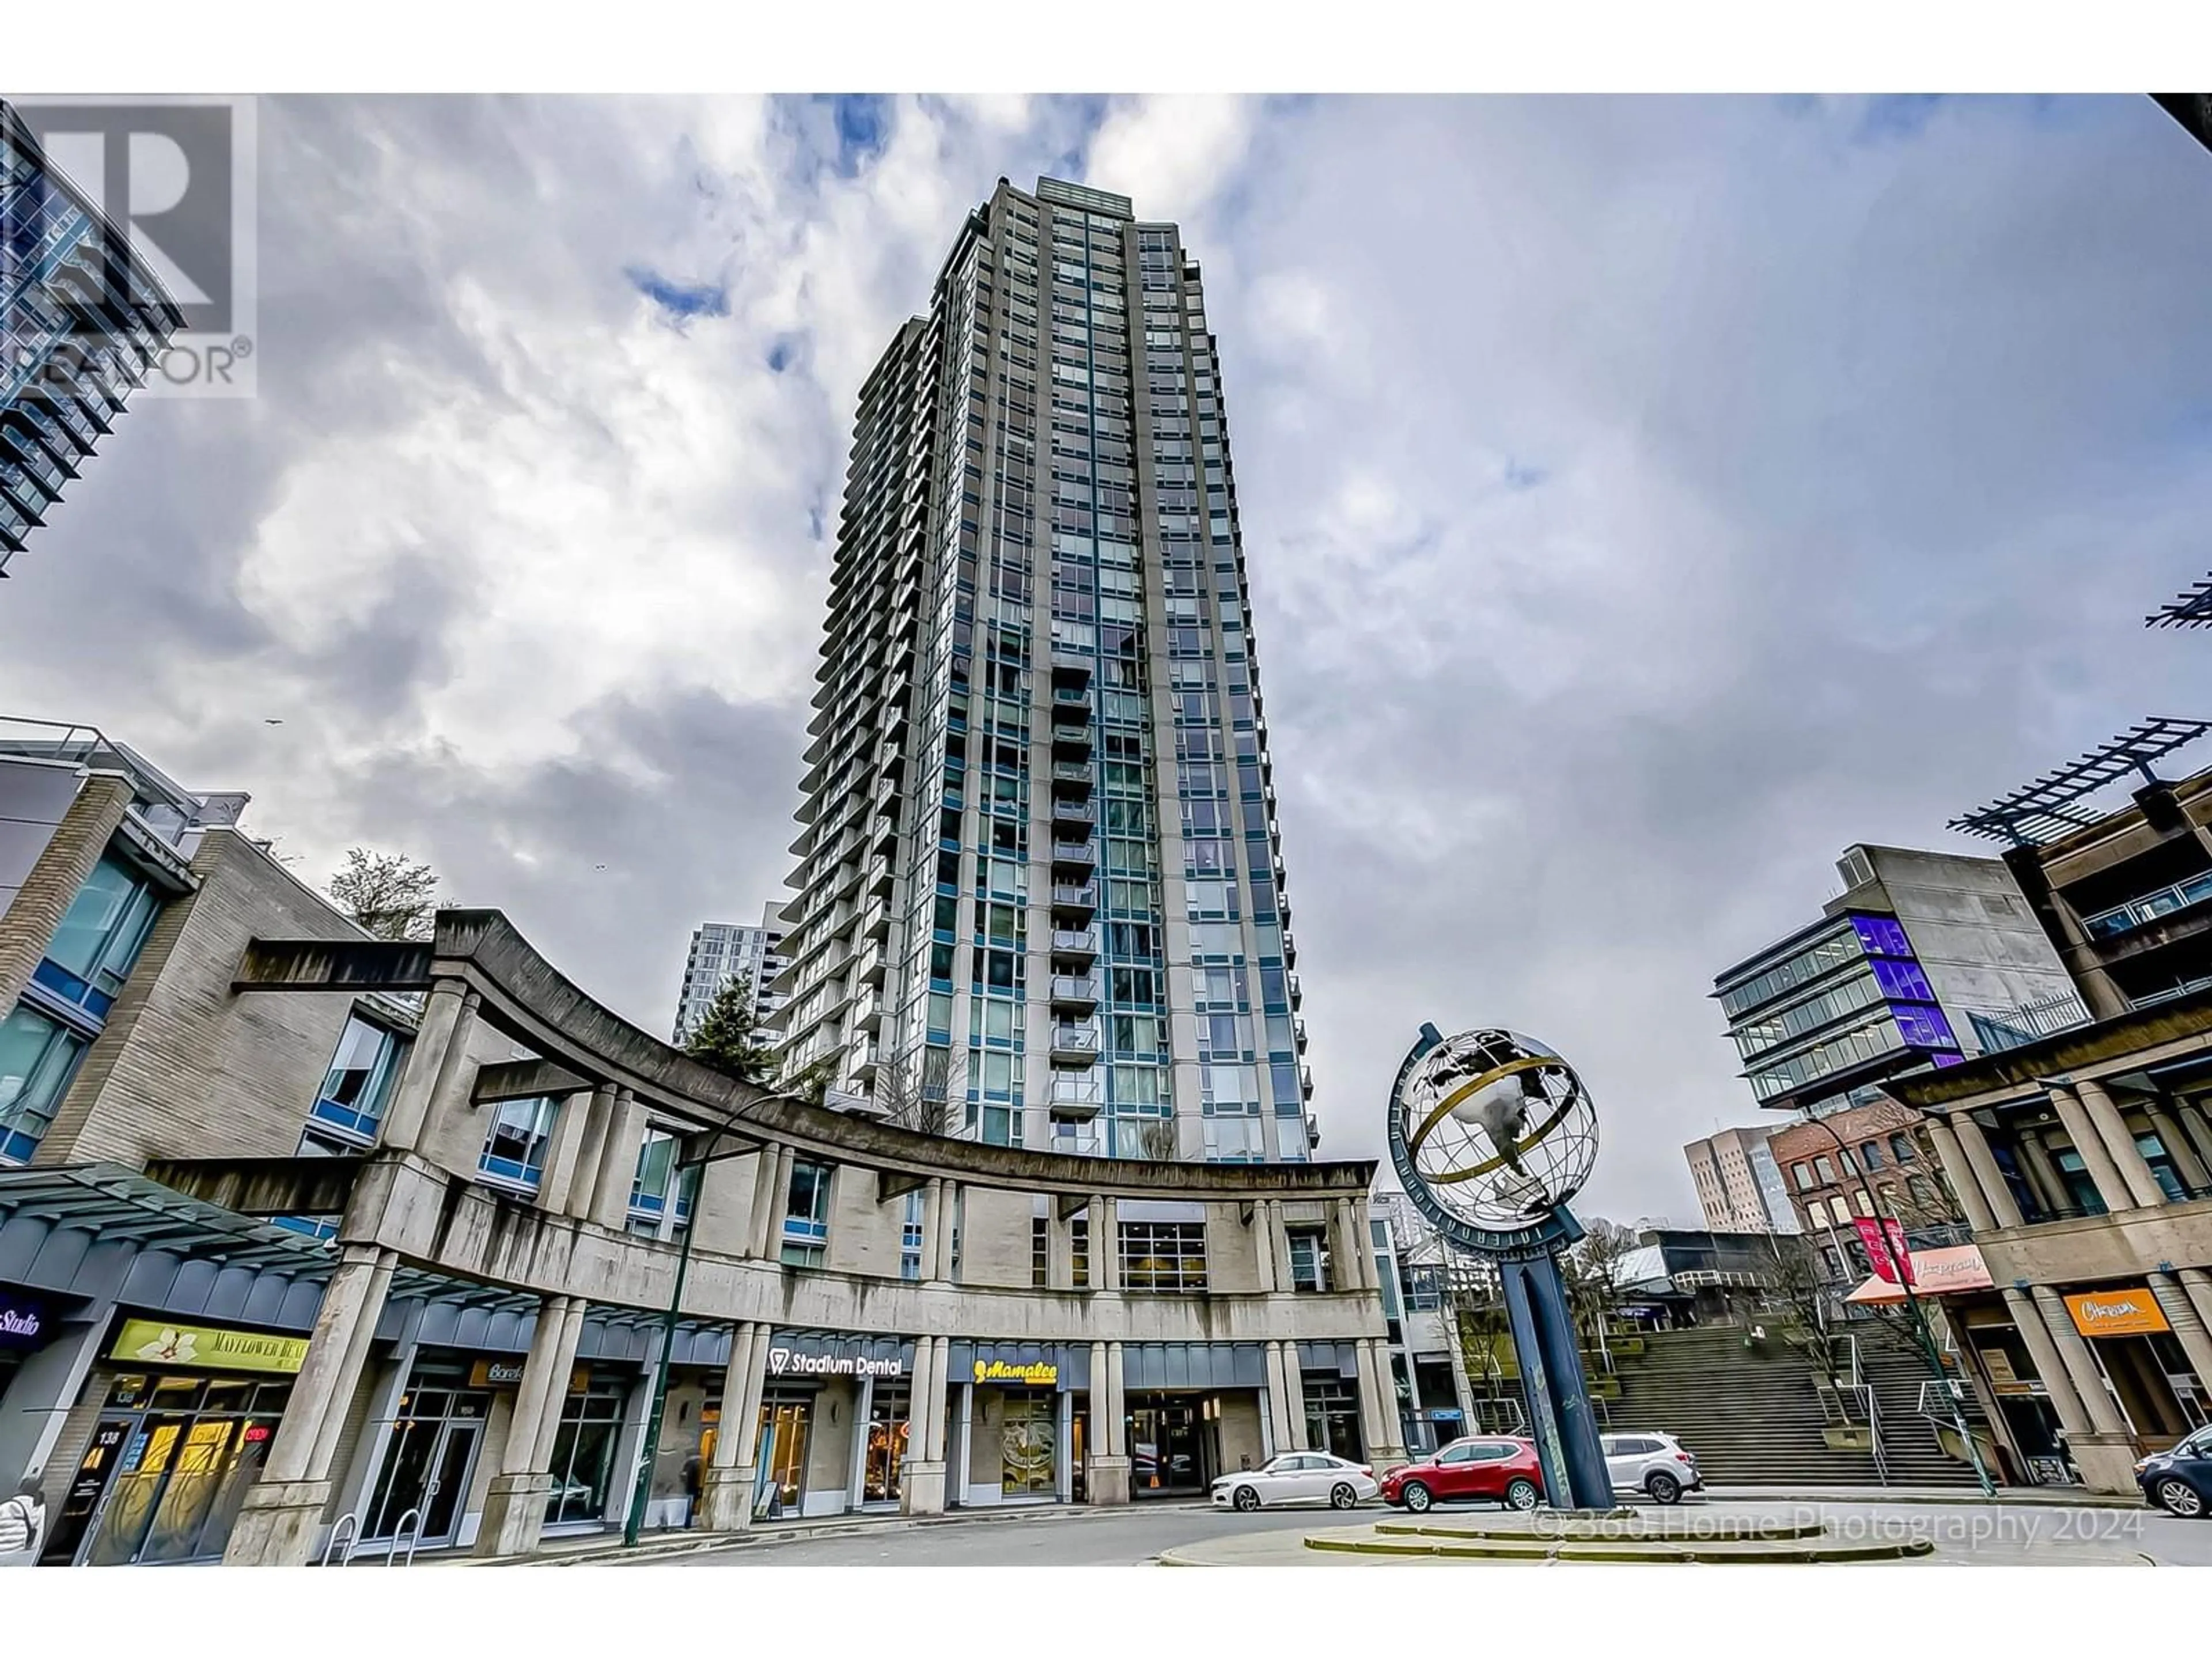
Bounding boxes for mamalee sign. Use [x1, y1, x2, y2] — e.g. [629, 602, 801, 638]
[973, 1358, 1057, 1387]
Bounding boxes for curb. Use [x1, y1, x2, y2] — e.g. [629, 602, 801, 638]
[1699, 1487, 2145, 1512]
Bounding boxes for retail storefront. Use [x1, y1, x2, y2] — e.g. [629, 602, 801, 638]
[755, 1332, 914, 1521]
[953, 1342, 1083, 1506]
[46, 1318, 305, 1566]
[1119, 1343, 1268, 1498]
[2061, 1286, 2207, 1441]
[1298, 1341, 1367, 1464]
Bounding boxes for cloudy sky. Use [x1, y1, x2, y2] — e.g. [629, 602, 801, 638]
[8, 94, 2212, 1222]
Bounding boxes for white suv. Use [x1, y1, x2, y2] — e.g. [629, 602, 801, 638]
[1601, 1432, 1702, 1504]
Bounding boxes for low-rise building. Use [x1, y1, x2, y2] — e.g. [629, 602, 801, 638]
[1768, 1097, 1969, 1285]
[0, 724, 1402, 1564]
[1682, 1123, 1799, 1235]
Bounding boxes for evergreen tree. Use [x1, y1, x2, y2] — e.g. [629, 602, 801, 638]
[684, 978, 779, 1087]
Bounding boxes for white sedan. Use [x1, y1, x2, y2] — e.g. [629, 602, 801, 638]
[1210, 1452, 1379, 1513]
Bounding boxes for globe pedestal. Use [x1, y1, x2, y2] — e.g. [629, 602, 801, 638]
[1500, 1241, 1614, 1511]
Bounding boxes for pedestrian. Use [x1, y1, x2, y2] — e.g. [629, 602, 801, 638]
[0, 1476, 46, 1567]
[680, 1453, 702, 1529]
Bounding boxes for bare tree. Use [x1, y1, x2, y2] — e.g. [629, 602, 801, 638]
[329, 847, 439, 941]
[870, 1049, 963, 1138]
[1561, 1215, 1638, 1359]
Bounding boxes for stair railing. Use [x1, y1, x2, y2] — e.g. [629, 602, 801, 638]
[1849, 1335, 1889, 1486]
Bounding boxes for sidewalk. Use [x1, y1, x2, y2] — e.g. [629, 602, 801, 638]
[444, 1498, 1212, 1567]
[1698, 1483, 2143, 1510]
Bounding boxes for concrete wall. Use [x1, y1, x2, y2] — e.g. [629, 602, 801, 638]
[1866, 847, 2081, 1047]
[41, 828, 372, 1167]
[823, 1169, 906, 1278]
[958, 1185, 1035, 1287]
[1217, 1391, 1264, 1472]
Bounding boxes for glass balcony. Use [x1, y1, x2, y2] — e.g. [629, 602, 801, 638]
[1050, 974, 1101, 1013]
[1051, 926, 1100, 967]
[1051, 798, 1097, 830]
[1050, 1020, 1102, 1063]
[1051, 881, 1099, 922]
[1050, 760, 1094, 799]
[1047, 1075, 1105, 1118]
[1050, 838, 1098, 874]
[1051, 722, 1093, 760]
[2083, 870, 2212, 941]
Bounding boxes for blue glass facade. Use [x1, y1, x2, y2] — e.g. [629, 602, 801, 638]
[0, 100, 181, 577]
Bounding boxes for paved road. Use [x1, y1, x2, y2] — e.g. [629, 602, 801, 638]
[641, 1495, 2212, 1567]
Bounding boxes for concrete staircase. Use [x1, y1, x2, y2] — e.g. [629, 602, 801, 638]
[1603, 1324, 1981, 1488]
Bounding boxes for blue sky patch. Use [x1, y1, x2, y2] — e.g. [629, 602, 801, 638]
[626, 266, 730, 324]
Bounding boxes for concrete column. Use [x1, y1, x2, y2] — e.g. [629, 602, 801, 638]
[1282, 1344, 1309, 1450]
[1951, 1112, 2026, 1229]
[2017, 1132, 2073, 1221]
[2071, 1078, 2166, 1210]
[2001, 1289, 2093, 1434]
[1351, 1197, 1380, 1290]
[564, 1085, 618, 1221]
[1046, 1209, 1075, 1290]
[2176, 1103, 2212, 1179]
[601, 1348, 658, 1527]
[903, 1336, 949, 1516]
[919, 1179, 945, 1283]
[1267, 1202, 1295, 1289]
[2047, 1084, 2133, 1212]
[378, 981, 476, 1153]
[1353, 1339, 1394, 1460]
[1055, 1387, 1073, 1502]
[2151, 1272, 2212, 1391]
[1094, 1195, 1119, 1291]
[589, 1088, 647, 1232]
[2180, 1268, 2212, 1343]
[1087, 1339, 1130, 1505]
[757, 1145, 796, 1260]
[222, 1244, 396, 1565]
[701, 1321, 763, 1531]
[0, 1313, 108, 1494]
[2029, 1286, 2126, 1437]
[0, 771, 131, 1019]
[935, 1181, 961, 1282]
[331, 1301, 425, 1537]
[1332, 1200, 1363, 1290]
[1925, 1118, 1997, 1232]
[2146, 1101, 2211, 1191]
[472, 1293, 589, 1558]
[848, 1373, 875, 1510]
[950, 1382, 974, 1505]
[1251, 1203, 1279, 1293]
[535, 1086, 599, 1215]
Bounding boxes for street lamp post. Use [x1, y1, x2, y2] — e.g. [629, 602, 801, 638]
[1804, 1114, 1995, 1497]
[621, 1131, 762, 1549]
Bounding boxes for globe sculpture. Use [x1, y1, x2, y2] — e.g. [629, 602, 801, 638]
[1387, 1022, 1616, 1511]
[1396, 1028, 1600, 1239]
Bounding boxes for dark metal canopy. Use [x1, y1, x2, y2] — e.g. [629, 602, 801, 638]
[1946, 717, 2212, 846]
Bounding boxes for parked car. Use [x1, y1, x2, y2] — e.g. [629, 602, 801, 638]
[1380, 1436, 1544, 1514]
[1600, 1431, 1703, 1504]
[2137, 1425, 2212, 1518]
[1210, 1452, 1378, 1513]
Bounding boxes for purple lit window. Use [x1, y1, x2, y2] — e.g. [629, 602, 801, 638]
[1869, 956, 1935, 1002]
[1850, 915, 1913, 959]
[1891, 1004, 1959, 1050]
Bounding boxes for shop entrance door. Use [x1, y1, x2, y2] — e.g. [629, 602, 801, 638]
[363, 1392, 488, 1549]
[862, 1386, 909, 1507]
[1127, 1396, 1205, 1497]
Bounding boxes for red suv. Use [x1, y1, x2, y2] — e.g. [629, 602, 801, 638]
[1380, 1436, 1545, 1513]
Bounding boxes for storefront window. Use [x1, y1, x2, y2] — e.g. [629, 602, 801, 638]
[544, 1374, 626, 1526]
[757, 1392, 813, 1514]
[69, 1375, 291, 1566]
[1302, 1375, 1363, 1463]
[863, 1386, 910, 1505]
[361, 1374, 490, 1547]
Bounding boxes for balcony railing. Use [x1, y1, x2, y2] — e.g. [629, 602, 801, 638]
[1965, 991, 2092, 1055]
[1051, 927, 1100, 963]
[2084, 873, 2212, 941]
[1051, 882, 1099, 916]
[1050, 975, 1101, 1010]
[1050, 1022, 1101, 1062]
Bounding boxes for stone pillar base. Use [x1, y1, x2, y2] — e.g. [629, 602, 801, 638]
[221, 1478, 336, 1566]
[901, 1460, 947, 1516]
[1085, 1455, 1131, 1506]
[2067, 1431, 2142, 1495]
[473, 1471, 552, 1558]
[699, 1464, 757, 1532]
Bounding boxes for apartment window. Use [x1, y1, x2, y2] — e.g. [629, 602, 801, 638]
[627, 1128, 698, 1238]
[1118, 1220, 1207, 1293]
[783, 1158, 834, 1267]
[1072, 1215, 1090, 1288]
[1286, 1227, 1333, 1293]
[0, 1003, 88, 1165]
[1791, 1161, 1813, 1191]
[1032, 1215, 1050, 1287]
[1859, 1140, 1884, 1171]
[901, 1190, 924, 1281]
[1889, 1133, 1916, 1164]
[1813, 1156, 1837, 1185]
[479, 1096, 559, 1193]
[33, 853, 162, 1018]
[309, 1014, 407, 1144]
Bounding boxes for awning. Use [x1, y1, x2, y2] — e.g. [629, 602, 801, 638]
[1844, 1243, 1994, 1305]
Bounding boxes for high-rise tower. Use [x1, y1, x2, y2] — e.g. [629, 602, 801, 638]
[775, 176, 1312, 1162]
